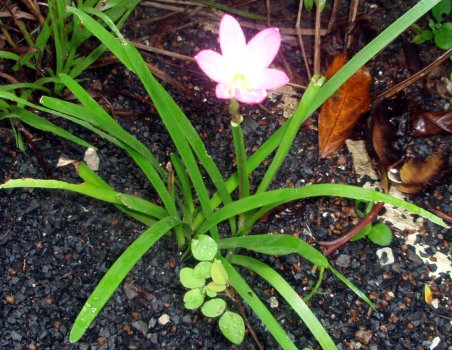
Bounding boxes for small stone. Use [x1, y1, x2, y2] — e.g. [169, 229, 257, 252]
[97, 337, 107, 346]
[269, 296, 279, 308]
[376, 247, 395, 266]
[355, 329, 372, 345]
[6, 295, 15, 304]
[158, 314, 170, 326]
[10, 331, 23, 341]
[335, 254, 351, 268]
[132, 320, 148, 336]
[430, 336, 441, 349]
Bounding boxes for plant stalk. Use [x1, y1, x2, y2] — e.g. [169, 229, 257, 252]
[229, 99, 248, 230]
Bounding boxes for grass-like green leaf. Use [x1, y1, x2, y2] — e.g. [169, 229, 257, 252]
[231, 254, 337, 350]
[0, 178, 167, 220]
[196, 184, 446, 235]
[328, 264, 376, 311]
[69, 216, 181, 342]
[9, 107, 93, 149]
[218, 234, 327, 267]
[220, 257, 297, 350]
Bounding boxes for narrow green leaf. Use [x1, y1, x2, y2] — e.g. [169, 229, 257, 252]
[231, 254, 337, 350]
[328, 264, 376, 311]
[218, 234, 327, 267]
[11, 108, 93, 149]
[70, 216, 181, 342]
[197, 184, 446, 236]
[220, 257, 297, 350]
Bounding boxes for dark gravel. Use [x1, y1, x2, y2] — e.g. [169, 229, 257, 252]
[1, 1, 451, 349]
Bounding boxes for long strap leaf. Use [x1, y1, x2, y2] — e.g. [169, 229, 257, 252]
[231, 254, 337, 350]
[219, 234, 327, 267]
[220, 257, 297, 350]
[196, 184, 445, 234]
[69, 216, 181, 342]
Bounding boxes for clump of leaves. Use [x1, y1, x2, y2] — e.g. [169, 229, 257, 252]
[180, 235, 245, 345]
[351, 200, 393, 246]
[412, 0, 452, 52]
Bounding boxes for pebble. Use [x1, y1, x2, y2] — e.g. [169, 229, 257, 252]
[335, 254, 351, 268]
[269, 296, 279, 308]
[376, 247, 395, 266]
[158, 314, 170, 326]
[355, 329, 373, 345]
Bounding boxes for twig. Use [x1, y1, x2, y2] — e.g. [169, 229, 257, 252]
[345, 0, 360, 50]
[295, 0, 312, 80]
[374, 48, 452, 105]
[319, 202, 385, 256]
[327, 0, 341, 33]
[266, 0, 271, 26]
[313, 0, 322, 73]
[235, 292, 264, 350]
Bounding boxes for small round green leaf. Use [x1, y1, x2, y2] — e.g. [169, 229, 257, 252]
[432, 0, 451, 23]
[205, 288, 217, 298]
[434, 22, 452, 50]
[194, 261, 212, 279]
[211, 259, 228, 285]
[368, 223, 393, 246]
[191, 235, 218, 261]
[219, 311, 245, 345]
[180, 267, 205, 289]
[206, 281, 227, 293]
[201, 298, 226, 318]
[351, 224, 372, 241]
[183, 288, 204, 310]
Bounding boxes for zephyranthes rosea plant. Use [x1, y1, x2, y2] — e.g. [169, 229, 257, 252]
[0, 1, 446, 349]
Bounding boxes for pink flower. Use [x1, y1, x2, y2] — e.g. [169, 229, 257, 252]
[195, 14, 289, 104]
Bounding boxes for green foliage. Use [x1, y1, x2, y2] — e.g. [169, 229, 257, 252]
[412, 0, 452, 50]
[351, 200, 393, 246]
[219, 311, 245, 345]
[0, 1, 446, 349]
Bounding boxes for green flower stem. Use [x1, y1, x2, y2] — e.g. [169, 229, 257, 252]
[229, 99, 249, 229]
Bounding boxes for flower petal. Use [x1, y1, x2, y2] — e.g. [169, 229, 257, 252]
[236, 89, 267, 104]
[246, 28, 281, 69]
[219, 15, 246, 62]
[195, 50, 226, 83]
[252, 68, 289, 90]
[215, 83, 234, 99]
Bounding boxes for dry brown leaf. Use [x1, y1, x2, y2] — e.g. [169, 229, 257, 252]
[318, 53, 372, 158]
[395, 153, 444, 194]
[411, 107, 452, 136]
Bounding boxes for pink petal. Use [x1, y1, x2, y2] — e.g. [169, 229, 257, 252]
[246, 28, 281, 69]
[236, 89, 267, 104]
[219, 15, 246, 62]
[215, 83, 234, 99]
[195, 50, 226, 83]
[253, 68, 289, 90]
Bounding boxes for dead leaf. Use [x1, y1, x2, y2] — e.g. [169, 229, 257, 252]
[410, 107, 452, 136]
[318, 53, 372, 158]
[393, 153, 444, 194]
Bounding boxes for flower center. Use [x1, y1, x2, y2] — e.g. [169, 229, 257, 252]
[228, 72, 250, 95]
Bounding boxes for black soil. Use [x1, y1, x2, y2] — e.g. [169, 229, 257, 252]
[1, 1, 451, 349]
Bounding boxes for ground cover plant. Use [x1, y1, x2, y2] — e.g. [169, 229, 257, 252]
[0, 0, 450, 349]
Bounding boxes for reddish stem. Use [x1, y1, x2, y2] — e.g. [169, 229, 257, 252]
[319, 202, 385, 257]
